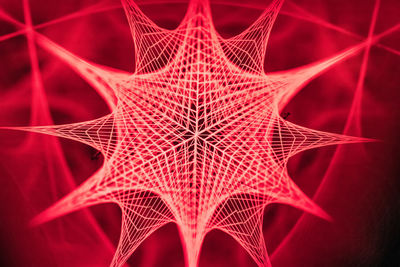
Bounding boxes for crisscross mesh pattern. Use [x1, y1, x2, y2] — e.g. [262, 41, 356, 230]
[3, 0, 376, 266]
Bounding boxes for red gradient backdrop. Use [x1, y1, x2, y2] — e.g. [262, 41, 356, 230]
[0, 0, 399, 266]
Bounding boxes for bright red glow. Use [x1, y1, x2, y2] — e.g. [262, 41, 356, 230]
[0, 0, 399, 266]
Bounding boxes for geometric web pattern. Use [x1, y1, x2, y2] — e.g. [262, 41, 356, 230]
[2, 0, 382, 266]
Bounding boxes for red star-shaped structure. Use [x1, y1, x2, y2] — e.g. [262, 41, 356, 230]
[4, 0, 376, 266]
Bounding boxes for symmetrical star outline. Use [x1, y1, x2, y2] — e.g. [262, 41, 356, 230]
[3, 0, 378, 266]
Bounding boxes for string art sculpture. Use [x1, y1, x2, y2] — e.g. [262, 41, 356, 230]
[4, 0, 375, 266]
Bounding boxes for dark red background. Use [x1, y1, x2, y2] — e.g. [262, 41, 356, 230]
[0, 0, 399, 266]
